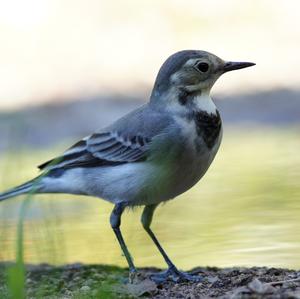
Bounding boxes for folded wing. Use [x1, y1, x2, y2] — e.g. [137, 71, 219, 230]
[38, 131, 151, 171]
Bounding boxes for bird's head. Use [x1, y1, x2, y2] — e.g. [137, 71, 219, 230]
[150, 50, 255, 103]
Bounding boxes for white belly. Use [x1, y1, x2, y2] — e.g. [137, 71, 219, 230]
[78, 129, 222, 206]
[54, 112, 223, 206]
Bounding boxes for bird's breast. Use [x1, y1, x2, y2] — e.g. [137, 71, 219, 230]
[192, 109, 222, 149]
[160, 110, 222, 199]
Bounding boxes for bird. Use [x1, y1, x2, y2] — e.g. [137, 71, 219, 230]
[0, 50, 255, 283]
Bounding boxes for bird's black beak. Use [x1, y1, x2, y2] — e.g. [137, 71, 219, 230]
[223, 61, 255, 72]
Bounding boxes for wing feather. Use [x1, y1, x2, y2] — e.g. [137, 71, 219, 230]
[38, 131, 151, 171]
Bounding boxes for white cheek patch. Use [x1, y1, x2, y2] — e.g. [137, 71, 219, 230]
[165, 86, 217, 115]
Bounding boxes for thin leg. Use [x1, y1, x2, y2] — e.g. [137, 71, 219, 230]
[141, 205, 176, 269]
[110, 203, 137, 277]
[141, 204, 202, 283]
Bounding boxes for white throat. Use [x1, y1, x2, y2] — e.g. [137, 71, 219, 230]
[194, 90, 217, 114]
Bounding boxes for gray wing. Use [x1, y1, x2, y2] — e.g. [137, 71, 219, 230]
[38, 104, 172, 171]
[38, 131, 151, 170]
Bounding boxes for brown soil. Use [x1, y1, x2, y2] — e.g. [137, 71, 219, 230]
[1, 263, 300, 298]
[138, 266, 300, 298]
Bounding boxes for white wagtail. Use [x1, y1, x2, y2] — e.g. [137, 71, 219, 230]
[0, 50, 254, 282]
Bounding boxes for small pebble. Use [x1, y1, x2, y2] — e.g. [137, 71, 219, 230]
[80, 285, 91, 292]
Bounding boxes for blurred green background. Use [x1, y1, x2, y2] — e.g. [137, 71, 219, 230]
[0, 0, 300, 271]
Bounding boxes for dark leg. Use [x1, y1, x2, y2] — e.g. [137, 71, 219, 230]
[141, 204, 202, 283]
[110, 203, 137, 280]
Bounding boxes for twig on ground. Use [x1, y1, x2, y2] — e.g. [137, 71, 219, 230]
[266, 277, 300, 286]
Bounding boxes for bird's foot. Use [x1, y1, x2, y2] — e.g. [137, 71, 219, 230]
[150, 266, 202, 283]
[128, 268, 140, 284]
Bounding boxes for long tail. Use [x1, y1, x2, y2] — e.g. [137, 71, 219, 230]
[0, 178, 42, 202]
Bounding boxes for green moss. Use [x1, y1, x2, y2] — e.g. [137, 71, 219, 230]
[1, 264, 130, 299]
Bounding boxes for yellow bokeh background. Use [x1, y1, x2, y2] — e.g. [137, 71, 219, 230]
[0, 0, 299, 108]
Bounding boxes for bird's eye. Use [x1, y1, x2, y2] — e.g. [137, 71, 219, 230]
[195, 62, 209, 73]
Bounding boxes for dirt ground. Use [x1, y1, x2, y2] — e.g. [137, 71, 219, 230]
[2, 264, 300, 298]
[140, 266, 300, 299]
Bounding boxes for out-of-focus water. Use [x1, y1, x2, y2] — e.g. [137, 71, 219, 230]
[0, 127, 300, 270]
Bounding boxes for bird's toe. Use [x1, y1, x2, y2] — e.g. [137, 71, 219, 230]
[150, 267, 202, 284]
